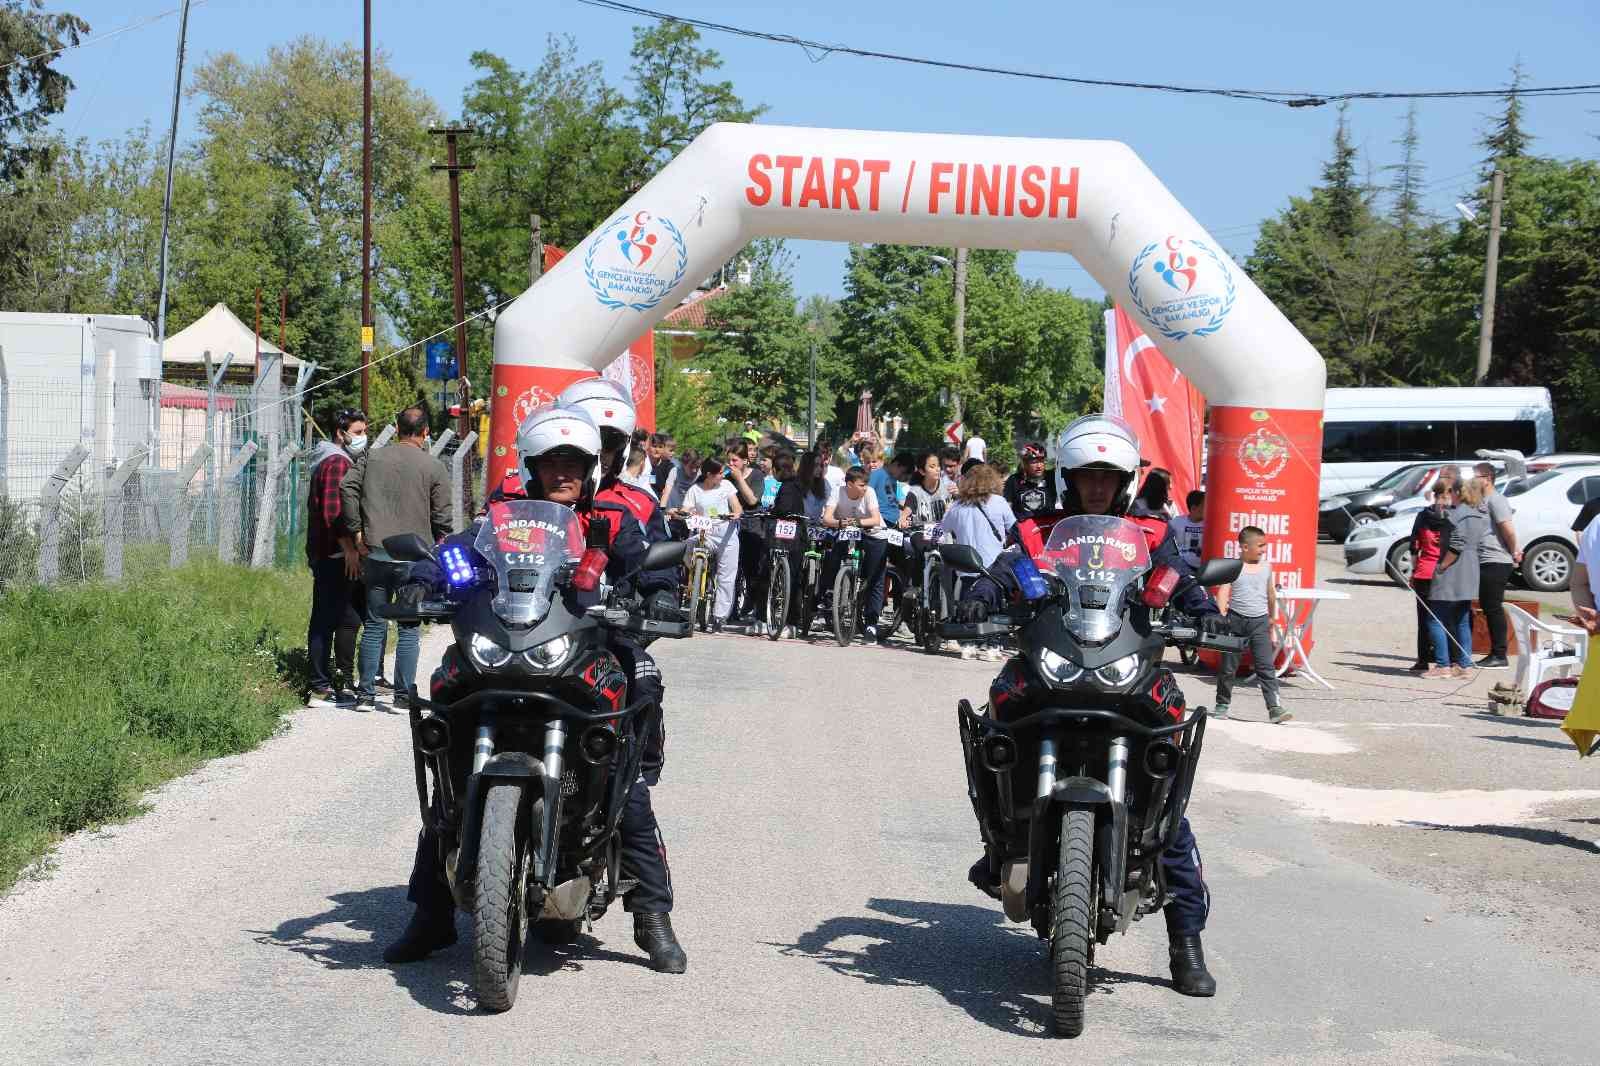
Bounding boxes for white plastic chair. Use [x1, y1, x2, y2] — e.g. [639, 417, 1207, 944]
[1506, 603, 1588, 697]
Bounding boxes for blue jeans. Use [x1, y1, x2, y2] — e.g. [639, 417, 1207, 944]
[359, 558, 420, 699]
[1426, 600, 1473, 668]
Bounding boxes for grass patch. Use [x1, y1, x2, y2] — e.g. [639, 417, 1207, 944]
[0, 562, 311, 892]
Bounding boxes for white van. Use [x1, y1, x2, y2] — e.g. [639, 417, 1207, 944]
[1318, 387, 1554, 496]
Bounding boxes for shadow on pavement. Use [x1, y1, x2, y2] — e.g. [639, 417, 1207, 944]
[1473, 733, 1576, 751]
[774, 898, 1175, 1037]
[1402, 822, 1600, 853]
[1461, 712, 1562, 730]
[251, 886, 649, 1015]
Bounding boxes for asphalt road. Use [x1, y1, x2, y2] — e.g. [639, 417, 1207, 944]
[3, 566, 1598, 1064]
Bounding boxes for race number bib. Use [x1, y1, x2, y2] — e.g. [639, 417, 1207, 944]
[774, 520, 798, 540]
[884, 529, 905, 547]
[839, 527, 862, 542]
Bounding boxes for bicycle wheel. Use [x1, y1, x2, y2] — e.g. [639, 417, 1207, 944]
[833, 565, 859, 647]
[797, 557, 819, 639]
[879, 567, 904, 637]
[922, 560, 944, 655]
[765, 556, 790, 642]
[688, 552, 710, 631]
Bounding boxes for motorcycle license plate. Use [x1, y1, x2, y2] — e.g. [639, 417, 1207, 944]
[507, 568, 541, 593]
[839, 528, 862, 542]
[884, 529, 905, 547]
[774, 520, 798, 540]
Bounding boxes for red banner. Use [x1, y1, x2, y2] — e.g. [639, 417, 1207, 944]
[1104, 306, 1205, 507]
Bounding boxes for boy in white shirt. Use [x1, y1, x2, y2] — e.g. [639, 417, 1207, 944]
[820, 466, 891, 643]
[1168, 490, 1206, 570]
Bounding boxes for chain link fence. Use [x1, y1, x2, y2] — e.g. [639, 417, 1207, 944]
[0, 357, 481, 592]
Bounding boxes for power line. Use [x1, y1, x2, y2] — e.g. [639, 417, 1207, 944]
[579, 1, 1600, 108]
[0, 2, 209, 74]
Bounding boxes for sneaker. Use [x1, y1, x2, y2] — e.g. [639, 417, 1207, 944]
[752, 622, 768, 637]
[1422, 667, 1454, 679]
[1475, 655, 1510, 670]
[1451, 665, 1474, 679]
[1268, 705, 1294, 725]
[1408, 662, 1430, 673]
[862, 625, 879, 645]
[307, 686, 338, 707]
[334, 688, 358, 706]
[942, 640, 964, 654]
[981, 645, 1005, 662]
[960, 643, 979, 661]
[353, 694, 377, 712]
[1209, 703, 1230, 719]
[375, 675, 395, 692]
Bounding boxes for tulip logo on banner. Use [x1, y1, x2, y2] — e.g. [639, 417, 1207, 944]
[1238, 426, 1291, 484]
[585, 210, 687, 312]
[1128, 236, 1237, 341]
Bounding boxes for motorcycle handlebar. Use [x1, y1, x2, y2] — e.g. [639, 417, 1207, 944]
[1158, 623, 1248, 653]
[375, 599, 456, 622]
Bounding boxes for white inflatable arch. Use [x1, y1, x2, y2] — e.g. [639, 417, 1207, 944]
[493, 123, 1326, 589]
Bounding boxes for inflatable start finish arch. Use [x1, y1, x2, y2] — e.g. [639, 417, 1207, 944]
[493, 123, 1327, 591]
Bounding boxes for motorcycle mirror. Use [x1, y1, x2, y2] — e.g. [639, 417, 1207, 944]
[937, 543, 985, 574]
[382, 533, 437, 562]
[641, 539, 691, 572]
[1194, 557, 1243, 587]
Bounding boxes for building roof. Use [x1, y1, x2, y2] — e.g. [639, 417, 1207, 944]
[162, 302, 305, 370]
[656, 286, 733, 332]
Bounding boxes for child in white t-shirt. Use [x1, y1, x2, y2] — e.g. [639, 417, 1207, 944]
[1168, 489, 1206, 570]
[674, 458, 743, 627]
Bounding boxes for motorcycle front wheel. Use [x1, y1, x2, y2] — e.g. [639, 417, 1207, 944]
[833, 566, 859, 646]
[1051, 806, 1095, 1038]
[474, 784, 533, 1012]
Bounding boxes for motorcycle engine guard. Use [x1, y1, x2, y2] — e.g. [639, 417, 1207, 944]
[540, 875, 594, 922]
[1000, 861, 1029, 923]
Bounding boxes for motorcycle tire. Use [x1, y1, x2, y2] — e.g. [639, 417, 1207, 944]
[473, 784, 532, 1012]
[766, 560, 790, 642]
[834, 566, 859, 647]
[1051, 806, 1095, 1038]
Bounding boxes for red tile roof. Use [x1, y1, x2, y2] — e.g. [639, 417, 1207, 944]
[657, 286, 733, 330]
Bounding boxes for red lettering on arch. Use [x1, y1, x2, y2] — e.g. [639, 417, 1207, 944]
[745, 154, 773, 207]
[971, 164, 1000, 216]
[1018, 165, 1046, 218]
[929, 161, 955, 214]
[863, 159, 891, 212]
[832, 158, 861, 210]
[774, 155, 804, 207]
[1049, 166, 1080, 219]
[798, 156, 829, 209]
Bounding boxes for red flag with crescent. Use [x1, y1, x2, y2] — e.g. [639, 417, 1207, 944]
[1104, 305, 1205, 508]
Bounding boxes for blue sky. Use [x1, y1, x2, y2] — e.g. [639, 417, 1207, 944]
[47, 0, 1600, 302]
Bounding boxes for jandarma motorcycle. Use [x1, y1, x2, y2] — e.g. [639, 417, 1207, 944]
[939, 516, 1244, 1038]
[378, 499, 690, 1011]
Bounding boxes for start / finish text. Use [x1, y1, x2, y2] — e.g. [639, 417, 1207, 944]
[743, 154, 1080, 220]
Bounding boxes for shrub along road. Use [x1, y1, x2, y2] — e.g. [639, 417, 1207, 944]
[1, 576, 1596, 1062]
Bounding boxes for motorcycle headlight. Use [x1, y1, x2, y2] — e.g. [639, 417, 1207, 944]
[522, 634, 573, 671]
[468, 632, 514, 670]
[1094, 653, 1141, 689]
[1039, 645, 1084, 684]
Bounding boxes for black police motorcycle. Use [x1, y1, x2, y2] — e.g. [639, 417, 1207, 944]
[939, 515, 1243, 1037]
[380, 499, 689, 1011]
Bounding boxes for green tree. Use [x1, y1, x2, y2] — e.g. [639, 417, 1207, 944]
[694, 241, 811, 427]
[625, 21, 766, 174]
[0, 0, 87, 180]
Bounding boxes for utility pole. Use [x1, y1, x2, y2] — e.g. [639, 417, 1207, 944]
[1475, 168, 1505, 385]
[807, 339, 817, 449]
[530, 213, 544, 286]
[154, 0, 192, 364]
[951, 247, 968, 423]
[359, 0, 374, 411]
[430, 126, 475, 438]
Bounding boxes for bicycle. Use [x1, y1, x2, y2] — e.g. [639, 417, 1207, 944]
[682, 514, 722, 632]
[763, 513, 805, 641]
[902, 528, 949, 655]
[831, 525, 865, 647]
[796, 519, 829, 640]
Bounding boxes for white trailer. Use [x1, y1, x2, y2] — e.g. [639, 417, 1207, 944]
[0, 312, 161, 503]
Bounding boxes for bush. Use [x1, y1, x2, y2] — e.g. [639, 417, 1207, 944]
[0, 562, 311, 891]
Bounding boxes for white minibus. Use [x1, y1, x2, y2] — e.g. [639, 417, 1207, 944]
[1318, 387, 1554, 496]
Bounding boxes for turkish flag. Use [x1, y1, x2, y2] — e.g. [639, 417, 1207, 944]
[1103, 306, 1205, 507]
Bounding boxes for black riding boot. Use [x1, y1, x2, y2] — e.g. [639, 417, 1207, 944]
[633, 912, 688, 974]
[1169, 933, 1217, 997]
[383, 906, 457, 964]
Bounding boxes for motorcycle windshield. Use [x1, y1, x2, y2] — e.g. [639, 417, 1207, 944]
[1039, 515, 1152, 644]
[474, 500, 585, 628]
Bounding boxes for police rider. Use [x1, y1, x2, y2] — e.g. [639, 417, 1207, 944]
[383, 402, 689, 974]
[951, 414, 1223, 998]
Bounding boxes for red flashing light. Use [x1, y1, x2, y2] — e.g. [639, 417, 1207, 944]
[1142, 565, 1180, 608]
[572, 548, 609, 592]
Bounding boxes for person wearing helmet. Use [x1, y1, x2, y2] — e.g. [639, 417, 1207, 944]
[950, 413, 1224, 998]
[1003, 442, 1057, 519]
[384, 402, 689, 974]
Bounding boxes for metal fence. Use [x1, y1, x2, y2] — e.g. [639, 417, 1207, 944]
[0, 349, 481, 592]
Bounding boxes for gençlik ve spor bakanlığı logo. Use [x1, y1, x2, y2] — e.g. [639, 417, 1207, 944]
[1128, 235, 1236, 341]
[585, 210, 687, 312]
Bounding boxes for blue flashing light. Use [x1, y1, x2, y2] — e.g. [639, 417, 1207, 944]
[1010, 555, 1048, 601]
[441, 545, 474, 587]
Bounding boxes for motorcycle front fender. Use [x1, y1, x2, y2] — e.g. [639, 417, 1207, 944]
[1025, 778, 1127, 921]
[454, 757, 548, 898]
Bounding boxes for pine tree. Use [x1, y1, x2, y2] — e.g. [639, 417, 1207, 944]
[1479, 61, 1532, 174]
[1387, 103, 1425, 241]
[1320, 104, 1362, 241]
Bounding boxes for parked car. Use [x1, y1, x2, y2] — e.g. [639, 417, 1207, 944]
[1318, 462, 1486, 542]
[1342, 464, 1600, 591]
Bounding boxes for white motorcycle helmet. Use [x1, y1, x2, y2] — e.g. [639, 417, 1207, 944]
[515, 402, 602, 500]
[1053, 413, 1143, 515]
[557, 377, 635, 479]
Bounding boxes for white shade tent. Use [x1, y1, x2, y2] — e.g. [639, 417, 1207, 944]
[161, 303, 304, 382]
